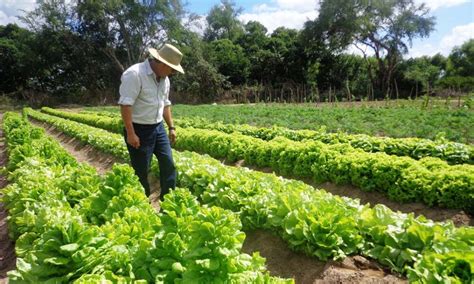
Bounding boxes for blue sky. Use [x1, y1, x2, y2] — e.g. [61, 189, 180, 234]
[1, 0, 472, 58]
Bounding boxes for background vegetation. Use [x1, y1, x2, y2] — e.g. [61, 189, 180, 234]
[88, 102, 474, 143]
[0, 0, 473, 106]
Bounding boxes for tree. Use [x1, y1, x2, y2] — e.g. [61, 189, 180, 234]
[13, 0, 186, 103]
[438, 39, 474, 93]
[73, 0, 184, 73]
[306, 0, 435, 98]
[236, 21, 270, 84]
[171, 29, 228, 102]
[206, 39, 250, 86]
[404, 57, 440, 97]
[0, 24, 35, 94]
[446, 39, 474, 77]
[19, 0, 185, 74]
[269, 27, 306, 85]
[204, 0, 244, 42]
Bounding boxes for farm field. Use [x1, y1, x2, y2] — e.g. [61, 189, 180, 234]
[87, 100, 474, 144]
[0, 103, 473, 283]
[2, 0, 473, 282]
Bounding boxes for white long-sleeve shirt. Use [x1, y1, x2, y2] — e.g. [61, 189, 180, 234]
[118, 59, 171, 124]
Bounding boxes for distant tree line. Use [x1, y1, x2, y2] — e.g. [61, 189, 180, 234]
[0, 0, 472, 106]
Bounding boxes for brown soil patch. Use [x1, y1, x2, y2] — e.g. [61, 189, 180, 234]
[233, 160, 473, 227]
[0, 113, 16, 283]
[29, 118, 121, 175]
[30, 118, 163, 211]
[243, 230, 406, 284]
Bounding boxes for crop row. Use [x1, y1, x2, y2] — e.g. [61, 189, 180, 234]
[83, 103, 474, 144]
[2, 112, 287, 283]
[46, 107, 474, 164]
[25, 108, 474, 282]
[41, 107, 474, 213]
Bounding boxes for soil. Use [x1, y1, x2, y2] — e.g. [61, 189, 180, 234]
[29, 119, 121, 176]
[0, 113, 16, 283]
[30, 119, 164, 213]
[242, 230, 406, 284]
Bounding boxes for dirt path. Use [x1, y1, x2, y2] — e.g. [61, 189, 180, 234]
[29, 119, 163, 211]
[30, 119, 121, 176]
[0, 113, 16, 283]
[243, 230, 405, 284]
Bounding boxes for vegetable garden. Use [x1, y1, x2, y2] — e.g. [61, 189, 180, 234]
[0, 105, 473, 283]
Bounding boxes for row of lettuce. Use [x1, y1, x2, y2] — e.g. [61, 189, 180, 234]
[2, 112, 289, 283]
[25, 108, 474, 282]
[40, 107, 474, 214]
[46, 107, 474, 165]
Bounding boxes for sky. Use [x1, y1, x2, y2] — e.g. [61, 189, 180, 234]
[1, 0, 473, 58]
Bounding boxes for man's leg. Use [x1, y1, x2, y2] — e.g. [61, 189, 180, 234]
[124, 124, 156, 197]
[153, 123, 176, 200]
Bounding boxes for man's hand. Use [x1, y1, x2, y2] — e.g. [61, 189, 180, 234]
[169, 129, 176, 144]
[127, 133, 140, 149]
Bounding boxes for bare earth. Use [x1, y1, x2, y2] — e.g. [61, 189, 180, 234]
[30, 119, 121, 176]
[242, 230, 405, 284]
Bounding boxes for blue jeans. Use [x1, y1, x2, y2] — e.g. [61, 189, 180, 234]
[124, 122, 176, 199]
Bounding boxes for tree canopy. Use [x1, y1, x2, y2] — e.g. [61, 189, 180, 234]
[0, 0, 471, 105]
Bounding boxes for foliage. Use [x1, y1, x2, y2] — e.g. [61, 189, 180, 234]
[17, 110, 474, 281]
[305, 0, 435, 97]
[204, 0, 244, 42]
[167, 104, 474, 144]
[68, 108, 474, 164]
[0, 0, 472, 103]
[438, 39, 474, 93]
[34, 108, 474, 214]
[2, 112, 288, 283]
[446, 39, 474, 78]
[206, 39, 250, 86]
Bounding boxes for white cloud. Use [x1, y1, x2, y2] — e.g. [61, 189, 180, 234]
[0, 9, 17, 26]
[239, 10, 318, 33]
[415, 0, 469, 11]
[274, 0, 319, 12]
[239, 0, 319, 33]
[0, 0, 37, 26]
[440, 22, 474, 49]
[407, 22, 474, 57]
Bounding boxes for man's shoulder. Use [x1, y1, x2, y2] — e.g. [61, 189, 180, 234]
[123, 61, 147, 76]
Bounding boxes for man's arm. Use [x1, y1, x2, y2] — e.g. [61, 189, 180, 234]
[163, 105, 176, 144]
[121, 105, 140, 148]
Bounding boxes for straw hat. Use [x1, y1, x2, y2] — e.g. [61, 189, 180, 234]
[149, 43, 184, 74]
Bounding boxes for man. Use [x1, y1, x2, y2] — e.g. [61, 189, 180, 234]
[118, 43, 184, 201]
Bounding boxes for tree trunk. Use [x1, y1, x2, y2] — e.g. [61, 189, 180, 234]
[346, 80, 351, 102]
[415, 82, 418, 99]
[103, 47, 125, 73]
[394, 79, 399, 100]
[329, 85, 332, 103]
